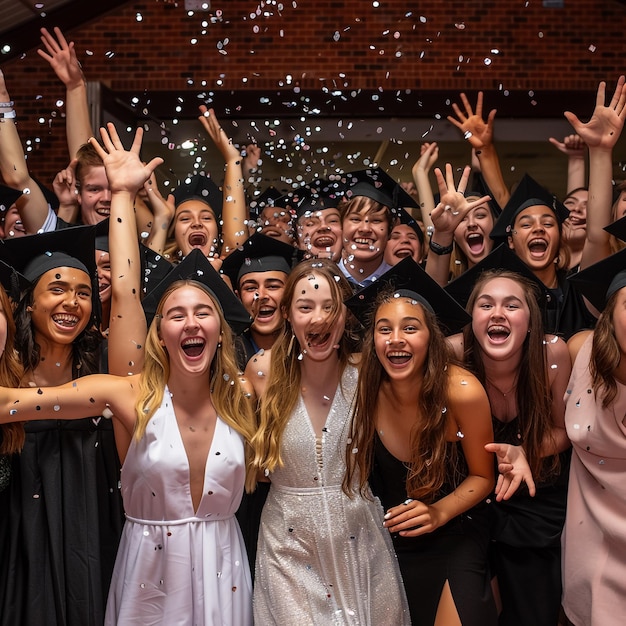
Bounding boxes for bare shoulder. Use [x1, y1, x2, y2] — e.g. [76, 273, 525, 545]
[243, 348, 272, 398]
[566, 330, 593, 366]
[446, 333, 464, 361]
[446, 364, 488, 403]
[238, 373, 256, 402]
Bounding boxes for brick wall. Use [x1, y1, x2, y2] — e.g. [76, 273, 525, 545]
[1, 0, 623, 183]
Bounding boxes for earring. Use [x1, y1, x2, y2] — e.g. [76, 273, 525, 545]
[287, 332, 296, 357]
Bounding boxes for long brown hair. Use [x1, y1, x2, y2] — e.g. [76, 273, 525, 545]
[252, 259, 358, 473]
[0, 285, 24, 454]
[590, 288, 623, 408]
[462, 269, 558, 481]
[135, 280, 257, 490]
[344, 289, 455, 502]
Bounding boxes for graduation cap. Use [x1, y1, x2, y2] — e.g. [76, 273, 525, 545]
[291, 178, 345, 221]
[172, 174, 223, 218]
[142, 249, 252, 334]
[0, 184, 23, 213]
[220, 233, 301, 288]
[344, 167, 419, 215]
[490, 174, 569, 241]
[567, 248, 626, 312]
[445, 243, 550, 309]
[604, 215, 626, 242]
[248, 186, 284, 219]
[95, 218, 110, 252]
[141, 245, 174, 295]
[394, 207, 425, 245]
[345, 256, 471, 335]
[467, 172, 502, 218]
[0, 225, 100, 324]
[0, 258, 31, 302]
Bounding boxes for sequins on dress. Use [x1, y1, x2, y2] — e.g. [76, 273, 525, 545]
[105, 388, 252, 625]
[253, 365, 409, 625]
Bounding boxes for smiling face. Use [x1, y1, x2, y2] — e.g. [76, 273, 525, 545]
[297, 207, 343, 261]
[257, 206, 294, 244]
[471, 276, 531, 363]
[78, 165, 111, 225]
[31, 267, 93, 345]
[96, 249, 111, 305]
[288, 272, 345, 362]
[174, 200, 220, 258]
[562, 189, 588, 247]
[238, 270, 287, 338]
[384, 224, 423, 265]
[508, 204, 560, 273]
[374, 298, 431, 382]
[158, 284, 222, 377]
[454, 202, 494, 266]
[613, 189, 626, 221]
[342, 201, 390, 264]
[0, 204, 26, 239]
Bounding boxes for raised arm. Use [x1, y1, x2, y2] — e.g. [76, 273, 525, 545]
[38, 27, 93, 158]
[565, 76, 626, 269]
[411, 142, 438, 235]
[548, 134, 587, 193]
[424, 164, 490, 286]
[448, 92, 510, 209]
[89, 124, 163, 376]
[0, 70, 50, 234]
[197, 106, 247, 257]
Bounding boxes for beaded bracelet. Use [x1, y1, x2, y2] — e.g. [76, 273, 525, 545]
[0, 101, 15, 108]
[428, 238, 454, 256]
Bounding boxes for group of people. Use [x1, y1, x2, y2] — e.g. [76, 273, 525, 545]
[0, 26, 624, 626]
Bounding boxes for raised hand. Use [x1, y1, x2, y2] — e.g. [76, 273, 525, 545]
[484, 442, 537, 501]
[198, 105, 241, 163]
[430, 164, 491, 235]
[564, 76, 626, 151]
[52, 158, 78, 206]
[548, 133, 586, 158]
[37, 27, 84, 89]
[89, 124, 163, 195]
[412, 142, 439, 178]
[447, 92, 497, 151]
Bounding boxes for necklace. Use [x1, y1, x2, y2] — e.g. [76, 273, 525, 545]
[486, 376, 517, 398]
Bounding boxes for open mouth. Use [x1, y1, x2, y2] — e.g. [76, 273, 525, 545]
[393, 247, 413, 259]
[387, 351, 412, 365]
[261, 227, 284, 238]
[487, 325, 510, 343]
[466, 232, 484, 254]
[256, 306, 276, 320]
[528, 238, 548, 258]
[96, 207, 111, 217]
[52, 313, 80, 328]
[313, 235, 335, 248]
[306, 332, 331, 348]
[188, 232, 208, 247]
[181, 337, 206, 357]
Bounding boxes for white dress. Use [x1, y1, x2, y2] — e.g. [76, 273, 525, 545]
[253, 365, 410, 625]
[105, 388, 252, 626]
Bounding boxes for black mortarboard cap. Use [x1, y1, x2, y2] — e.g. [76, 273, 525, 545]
[221, 233, 301, 287]
[0, 258, 31, 302]
[394, 207, 424, 245]
[95, 218, 109, 253]
[0, 225, 100, 324]
[445, 243, 550, 309]
[142, 249, 252, 334]
[344, 167, 419, 215]
[604, 215, 626, 242]
[567, 248, 626, 312]
[141, 244, 174, 295]
[293, 179, 345, 220]
[345, 256, 471, 335]
[490, 174, 569, 241]
[173, 174, 223, 218]
[0, 184, 23, 213]
[248, 186, 284, 219]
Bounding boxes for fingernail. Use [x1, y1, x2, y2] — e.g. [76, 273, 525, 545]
[384, 512, 391, 520]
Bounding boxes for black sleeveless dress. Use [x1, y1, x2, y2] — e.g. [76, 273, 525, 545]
[370, 434, 497, 626]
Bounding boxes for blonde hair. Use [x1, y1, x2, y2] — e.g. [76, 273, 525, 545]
[252, 259, 357, 473]
[134, 280, 257, 491]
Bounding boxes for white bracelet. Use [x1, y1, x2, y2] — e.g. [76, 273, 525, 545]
[0, 109, 16, 119]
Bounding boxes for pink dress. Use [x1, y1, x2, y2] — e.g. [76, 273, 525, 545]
[562, 336, 626, 626]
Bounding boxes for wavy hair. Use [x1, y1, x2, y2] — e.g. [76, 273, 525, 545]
[134, 280, 257, 490]
[340, 195, 393, 235]
[344, 289, 456, 502]
[252, 259, 358, 474]
[590, 289, 623, 408]
[0, 285, 24, 454]
[462, 269, 558, 481]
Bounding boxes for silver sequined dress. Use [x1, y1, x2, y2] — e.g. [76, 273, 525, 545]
[253, 365, 409, 625]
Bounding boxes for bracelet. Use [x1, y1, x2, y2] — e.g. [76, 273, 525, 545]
[0, 109, 16, 119]
[428, 238, 454, 256]
[0, 101, 14, 108]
